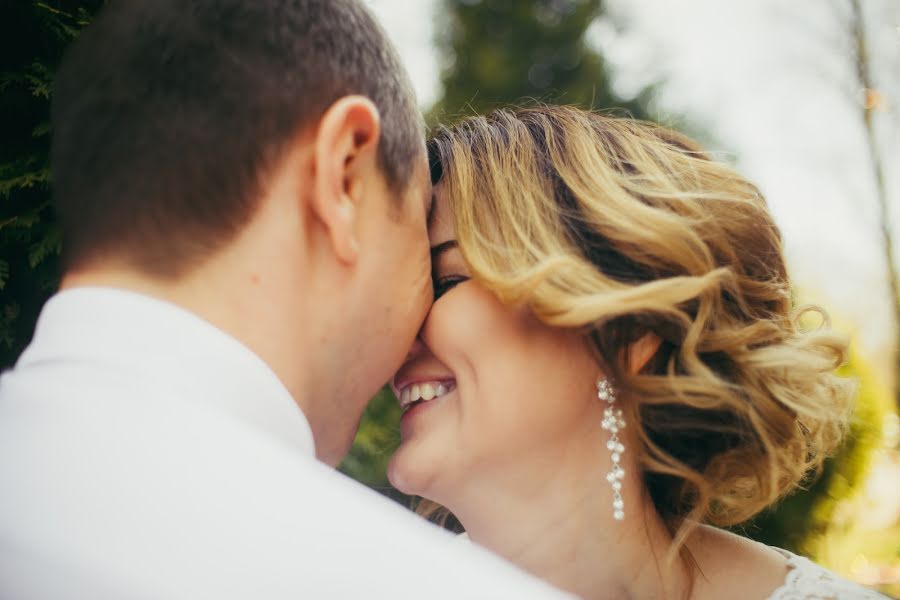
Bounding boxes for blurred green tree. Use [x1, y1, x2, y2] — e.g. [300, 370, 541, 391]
[0, 0, 105, 368]
[429, 0, 647, 123]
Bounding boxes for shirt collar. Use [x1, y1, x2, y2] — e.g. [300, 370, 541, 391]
[17, 286, 316, 457]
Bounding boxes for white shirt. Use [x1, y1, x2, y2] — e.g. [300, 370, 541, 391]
[0, 288, 572, 600]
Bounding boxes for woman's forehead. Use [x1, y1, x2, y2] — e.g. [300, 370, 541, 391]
[428, 186, 456, 245]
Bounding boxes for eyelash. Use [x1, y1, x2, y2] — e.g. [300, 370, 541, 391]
[433, 275, 468, 300]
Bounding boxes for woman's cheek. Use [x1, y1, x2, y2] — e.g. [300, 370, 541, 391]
[423, 284, 497, 362]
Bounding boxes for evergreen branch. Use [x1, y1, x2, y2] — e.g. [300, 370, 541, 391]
[0, 155, 51, 199]
[0, 203, 48, 232]
[28, 226, 61, 268]
[32, 121, 51, 139]
[34, 2, 73, 19]
[0, 71, 26, 93]
[0, 303, 21, 349]
[0, 167, 51, 199]
[35, 2, 87, 40]
[24, 62, 52, 99]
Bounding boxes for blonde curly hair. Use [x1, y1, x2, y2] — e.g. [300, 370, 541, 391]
[425, 105, 854, 547]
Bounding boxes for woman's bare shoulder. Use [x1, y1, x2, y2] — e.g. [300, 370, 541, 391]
[689, 526, 887, 600]
[689, 526, 791, 600]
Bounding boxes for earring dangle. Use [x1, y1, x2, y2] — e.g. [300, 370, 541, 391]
[599, 378, 626, 521]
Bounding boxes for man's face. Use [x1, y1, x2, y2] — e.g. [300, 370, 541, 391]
[320, 153, 433, 464]
[358, 154, 434, 370]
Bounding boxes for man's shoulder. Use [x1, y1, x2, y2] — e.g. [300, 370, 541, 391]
[0, 374, 571, 599]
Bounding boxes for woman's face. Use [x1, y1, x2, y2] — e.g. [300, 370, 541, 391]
[387, 186, 602, 503]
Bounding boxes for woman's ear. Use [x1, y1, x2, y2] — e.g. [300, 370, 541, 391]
[627, 333, 662, 375]
[310, 95, 381, 264]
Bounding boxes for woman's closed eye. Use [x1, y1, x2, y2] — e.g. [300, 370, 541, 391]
[433, 275, 468, 300]
[430, 239, 469, 300]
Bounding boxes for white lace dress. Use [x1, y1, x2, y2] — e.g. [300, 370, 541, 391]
[767, 548, 889, 600]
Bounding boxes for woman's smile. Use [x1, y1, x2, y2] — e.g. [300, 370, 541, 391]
[394, 379, 456, 409]
[392, 378, 457, 438]
[396, 385, 456, 439]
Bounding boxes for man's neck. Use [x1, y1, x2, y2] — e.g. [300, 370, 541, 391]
[61, 257, 312, 418]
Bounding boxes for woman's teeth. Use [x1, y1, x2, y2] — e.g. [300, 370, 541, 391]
[398, 381, 455, 409]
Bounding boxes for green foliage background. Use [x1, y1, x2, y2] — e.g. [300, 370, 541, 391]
[428, 0, 646, 123]
[0, 1, 105, 366]
[0, 0, 890, 579]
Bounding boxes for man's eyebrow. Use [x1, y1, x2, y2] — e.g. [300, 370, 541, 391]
[430, 239, 458, 259]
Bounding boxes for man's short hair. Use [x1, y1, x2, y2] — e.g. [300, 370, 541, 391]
[52, 0, 422, 275]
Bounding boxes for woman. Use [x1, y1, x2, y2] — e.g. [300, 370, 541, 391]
[387, 106, 885, 599]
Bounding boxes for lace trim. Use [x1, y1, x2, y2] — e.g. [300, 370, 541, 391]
[766, 548, 888, 600]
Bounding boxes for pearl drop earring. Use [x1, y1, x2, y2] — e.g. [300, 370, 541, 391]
[599, 378, 626, 521]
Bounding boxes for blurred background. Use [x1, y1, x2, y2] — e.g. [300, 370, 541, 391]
[1, 0, 897, 596]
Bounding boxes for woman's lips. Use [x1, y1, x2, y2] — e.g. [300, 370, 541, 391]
[392, 377, 457, 439]
[398, 386, 454, 438]
[395, 380, 456, 411]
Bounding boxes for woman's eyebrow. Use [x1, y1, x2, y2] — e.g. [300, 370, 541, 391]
[430, 239, 458, 259]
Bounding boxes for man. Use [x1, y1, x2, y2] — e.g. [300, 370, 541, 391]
[0, 1, 571, 598]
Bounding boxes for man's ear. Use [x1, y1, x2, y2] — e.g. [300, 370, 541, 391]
[311, 95, 381, 264]
[626, 332, 662, 375]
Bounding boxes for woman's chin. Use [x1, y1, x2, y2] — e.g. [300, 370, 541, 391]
[386, 447, 416, 495]
[387, 445, 435, 497]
